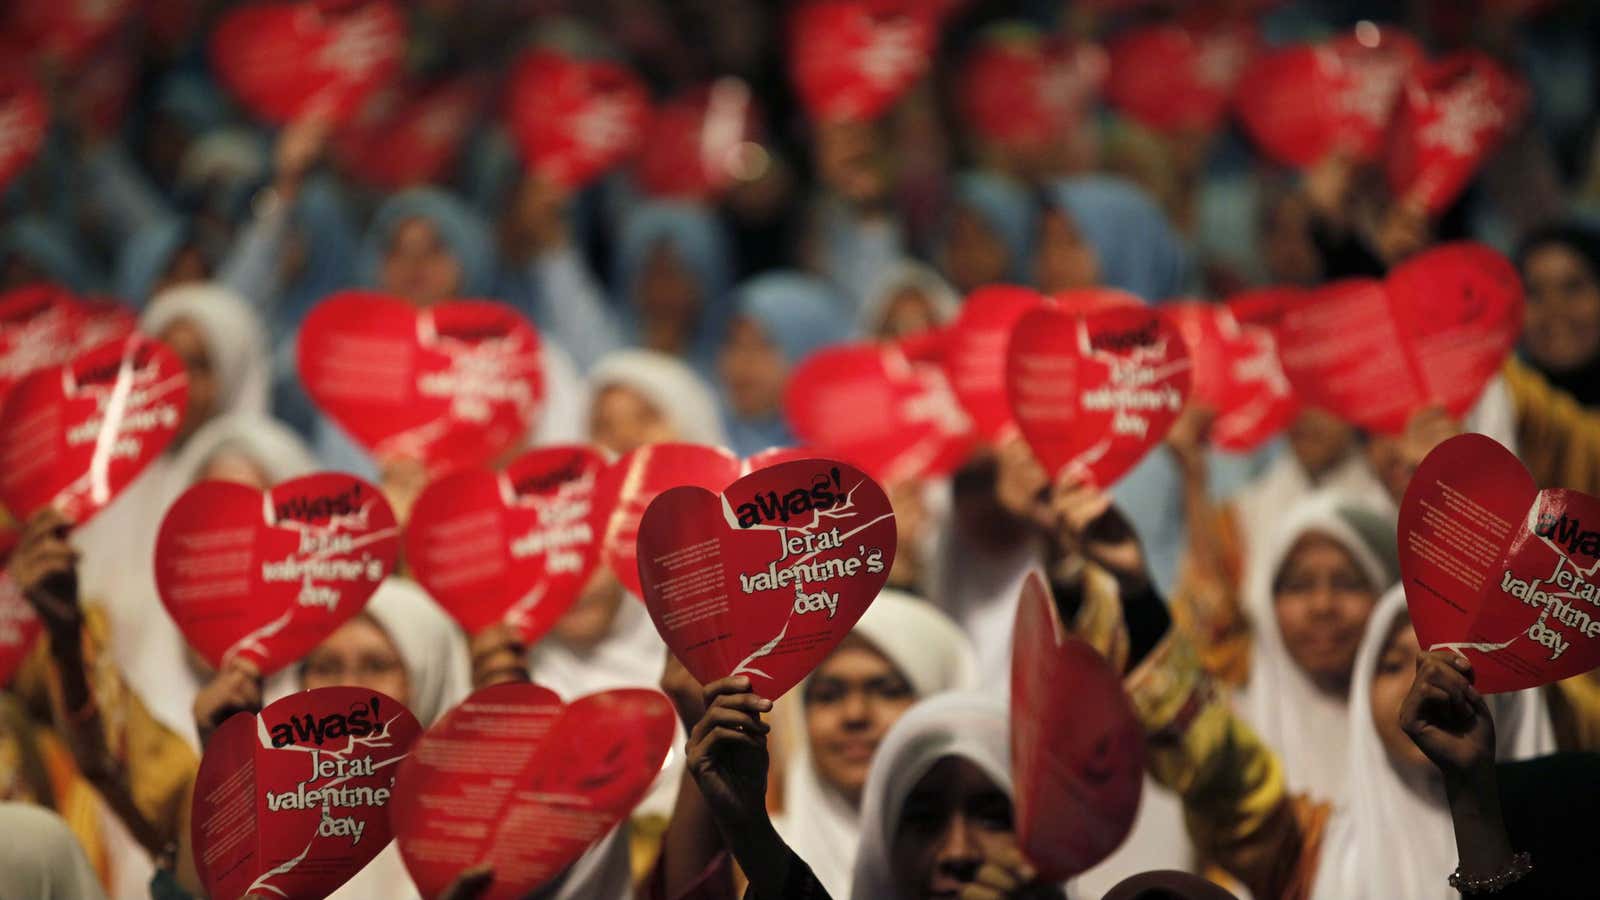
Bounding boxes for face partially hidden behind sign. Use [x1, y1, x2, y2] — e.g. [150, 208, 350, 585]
[297, 291, 545, 477]
[156, 473, 400, 676]
[390, 682, 675, 900]
[406, 445, 606, 643]
[192, 686, 421, 900]
[1005, 304, 1191, 486]
[636, 458, 896, 700]
[1399, 434, 1600, 692]
[0, 333, 187, 524]
[1010, 571, 1143, 881]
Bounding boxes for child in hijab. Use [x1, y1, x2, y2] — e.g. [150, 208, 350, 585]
[718, 272, 852, 457]
[647, 590, 977, 900]
[940, 171, 1036, 292]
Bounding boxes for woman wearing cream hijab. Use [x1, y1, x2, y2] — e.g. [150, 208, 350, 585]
[773, 590, 977, 897]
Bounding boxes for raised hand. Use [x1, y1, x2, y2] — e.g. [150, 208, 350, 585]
[1050, 467, 1148, 590]
[10, 508, 83, 638]
[193, 658, 263, 747]
[686, 676, 773, 834]
[1400, 650, 1495, 780]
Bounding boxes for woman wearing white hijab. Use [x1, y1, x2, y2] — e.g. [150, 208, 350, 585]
[1138, 587, 1552, 899]
[587, 348, 730, 456]
[140, 281, 273, 424]
[772, 590, 977, 898]
[82, 414, 318, 749]
[1233, 493, 1398, 801]
[74, 283, 277, 661]
[244, 578, 472, 900]
[1310, 588, 1552, 899]
[848, 691, 1067, 900]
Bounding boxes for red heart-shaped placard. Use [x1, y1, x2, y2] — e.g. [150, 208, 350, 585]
[1164, 302, 1296, 452]
[0, 285, 138, 404]
[406, 445, 605, 641]
[193, 686, 420, 900]
[336, 78, 484, 189]
[633, 79, 760, 201]
[942, 286, 1142, 442]
[1, 0, 134, 67]
[390, 682, 675, 900]
[1011, 571, 1143, 879]
[1234, 27, 1421, 167]
[0, 69, 48, 192]
[506, 50, 649, 191]
[1106, 21, 1258, 135]
[591, 443, 741, 597]
[1387, 51, 1527, 216]
[1400, 434, 1600, 692]
[1006, 305, 1191, 485]
[298, 292, 544, 475]
[789, 1, 934, 122]
[785, 342, 976, 484]
[211, 0, 404, 125]
[637, 458, 896, 699]
[958, 31, 1106, 151]
[1271, 242, 1521, 435]
[156, 473, 399, 674]
[0, 334, 186, 524]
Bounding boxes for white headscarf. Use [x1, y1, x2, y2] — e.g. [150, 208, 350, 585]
[1309, 588, 1553, 900]
[858, 261, 961, 337]
[1236, 492, 1398, 801]
[928, 511, 1048, 688]
[1229, 449, 1389, 570]
[140, 282, 271, 418]
[76, 414, 318, 747]
[532, 338, 588, 447]
[264, 577, 471, 726]
[585, 349, 729, 448]
[848, 692, 1015, 900]
[0, 804, 108, 900]
[775, 590, 978, 898]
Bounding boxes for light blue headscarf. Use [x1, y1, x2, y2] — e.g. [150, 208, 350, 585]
[949, 171, 1036, 283]
[720, 271, 852, 456]
[733, 271, 853, 364]
[114, 216, 190, 305]
[1, 217, 99, 293]
[1044, 174, 1191, 302]
[612, 201, 734, 368]
[358, 187, 496, 297]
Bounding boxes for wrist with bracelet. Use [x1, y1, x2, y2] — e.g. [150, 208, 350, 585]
[1449, 851, 1533, 894]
